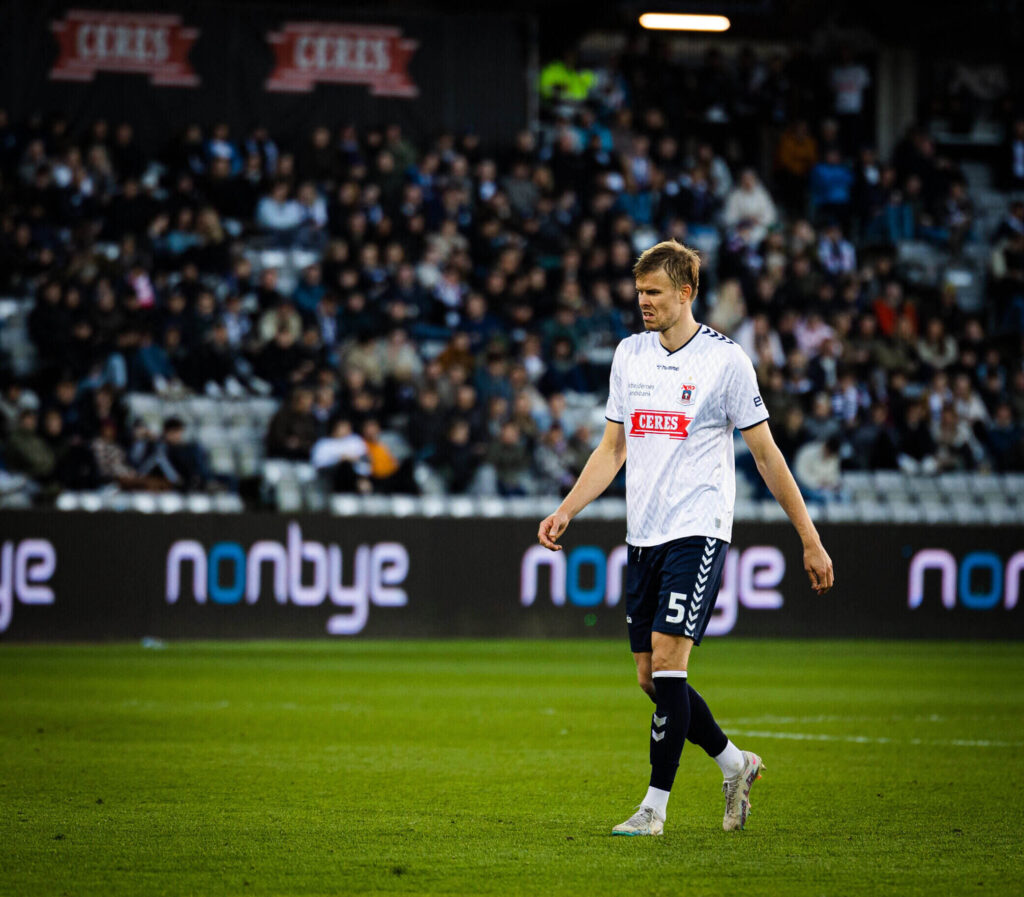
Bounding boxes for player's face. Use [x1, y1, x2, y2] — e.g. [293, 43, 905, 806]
[635, 268, 691, 333]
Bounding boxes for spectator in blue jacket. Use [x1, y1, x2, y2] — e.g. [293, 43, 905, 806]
[809, 148, 854, 225]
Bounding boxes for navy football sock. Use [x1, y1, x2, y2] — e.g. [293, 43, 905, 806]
[686, 684, 728, 757]
[649, 672, 690, 792]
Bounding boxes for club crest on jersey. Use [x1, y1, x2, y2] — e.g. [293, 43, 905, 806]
[678, 382, 697, 406]
[629, 409, 693, 440]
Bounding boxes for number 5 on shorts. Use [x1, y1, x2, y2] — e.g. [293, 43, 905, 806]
[665, 592, 687, 624]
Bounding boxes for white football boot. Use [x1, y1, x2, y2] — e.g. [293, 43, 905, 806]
[722, 751, 763, 831]
[612, 805, 665, 836]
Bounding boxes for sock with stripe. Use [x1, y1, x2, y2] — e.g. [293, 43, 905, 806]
[648, 670, 690, 794]
[685, 684, 744, 777]
[685, 684, 728, 756]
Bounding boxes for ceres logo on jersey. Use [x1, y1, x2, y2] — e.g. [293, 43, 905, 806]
[629, 409, 693, 439]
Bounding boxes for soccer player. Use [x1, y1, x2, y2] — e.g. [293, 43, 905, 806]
[537, 240, 834, 836]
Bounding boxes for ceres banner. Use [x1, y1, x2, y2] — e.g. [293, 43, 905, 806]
[265, 22, 418, 96]
[0, 2, 527, 148]
[50, 9, 200, 86]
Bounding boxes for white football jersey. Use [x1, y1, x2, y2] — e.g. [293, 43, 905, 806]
[605, 326, 768, 546]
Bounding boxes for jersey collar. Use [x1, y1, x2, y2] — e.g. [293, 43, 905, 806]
[658, 323, 702, 356]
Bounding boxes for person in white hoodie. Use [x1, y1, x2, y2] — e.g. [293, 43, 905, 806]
[722, 169, 777, 245]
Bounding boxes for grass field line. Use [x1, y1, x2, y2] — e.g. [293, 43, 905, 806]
[728, 728, 1024, 748]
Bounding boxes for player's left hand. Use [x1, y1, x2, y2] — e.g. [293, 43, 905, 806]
[803, 542, 834, 594]
[537, 511, 571, 551]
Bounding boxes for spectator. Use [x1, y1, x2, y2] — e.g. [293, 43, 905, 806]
[295, 181, 329, 249]
[91, 419, 163, 490]
[293, 264, 325, 315]
[484, 420, 532, 496]
[361, 418, 415, 494]
[941, 180, 974, 252]
[135, 417, 210, 491]
[933, 404, 986, 471]
[794, 434, 843, 501]
[204, 122, 241, 175]
[986, 403, 1023, 471]
[266, 388, 317, 460]
[5, 410, 54, 481]
[809, 148, 854, 225]
[871, 281, 917, 338]
[407, 388, 447, 461]
[190, 321, 251, 398]
[539, 337, 589, 396]
[774, 120, 818, 212]
[132, 328, 181, 395]
[829, 48, 871, 153]
[774, 405, 810, 464]
[430, 418, 479, 494]
[951, 372, 990, 431]
[257, 326, 307, 397]
[311, 417, 371, 493]
[816, 223, 857, 278]
[256, 180, 304, 241]
[849, 403, 900, 469]
[533, 423, 576, 495]
[916, 318, 959, 374]
[723, 169, 777, 244]
[804, 391, 841, 443]
[1002, 118, 1024, 191]
[3, 82, 1022, 506]
[897, 400, 938, 474]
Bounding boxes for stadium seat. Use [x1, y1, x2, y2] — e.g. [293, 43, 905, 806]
[185, 494, 214, 514]
[55, 493, 80, 511]
[936, 472, 975, 498]
[329, 494, 362, 516]
[213, 493, 244, 513]
[733, 497, 758, 521]
[759, 500, 791, 522]
[889, 503, 924, 524]
[79, 492, 104, 512]
[156, 493, 185, 514]
[276, 483, 303, 513]
[447, 497, 477, 518]
[951, 500, 987, 524]
[822, 502, 858, 522]
[235, 444, 262, 477]
[390, 495, 419, 517]
[209, 445, 237, 476]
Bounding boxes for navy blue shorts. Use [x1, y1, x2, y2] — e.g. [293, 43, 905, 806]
[625, 535, 729, 652]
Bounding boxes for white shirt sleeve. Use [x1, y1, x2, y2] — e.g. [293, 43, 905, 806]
[724, 347, 769, 430]
[605, 341, 627, 423]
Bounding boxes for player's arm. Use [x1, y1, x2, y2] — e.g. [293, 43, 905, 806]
[740, 420, 835, 594]
[537, 419, 626, 551]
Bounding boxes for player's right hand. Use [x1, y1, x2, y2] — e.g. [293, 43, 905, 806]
[537, 511, 570, 551]
[803, 542, 834, 595]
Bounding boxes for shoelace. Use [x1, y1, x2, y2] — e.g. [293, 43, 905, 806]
[722, 776, 741, 816]
[627, 805, 654, 825]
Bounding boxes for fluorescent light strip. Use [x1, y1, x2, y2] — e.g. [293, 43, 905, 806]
[639, 13, 731, 31]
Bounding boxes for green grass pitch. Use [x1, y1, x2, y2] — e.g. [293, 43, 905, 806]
[2, 639, 1023, 897]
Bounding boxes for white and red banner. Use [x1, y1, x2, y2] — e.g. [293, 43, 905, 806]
[49, 9, 200, 86]
[629, 410, 693, 440]
[265, 22, 418, 96]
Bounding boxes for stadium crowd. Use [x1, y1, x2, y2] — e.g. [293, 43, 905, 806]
[2, 41, 1024, 505]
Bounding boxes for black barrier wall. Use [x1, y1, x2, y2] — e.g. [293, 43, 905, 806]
[1, 512, 1022, 641]
[0, 1, 529, 148]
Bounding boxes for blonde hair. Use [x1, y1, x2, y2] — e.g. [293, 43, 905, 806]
[633, 240, 700, 298]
